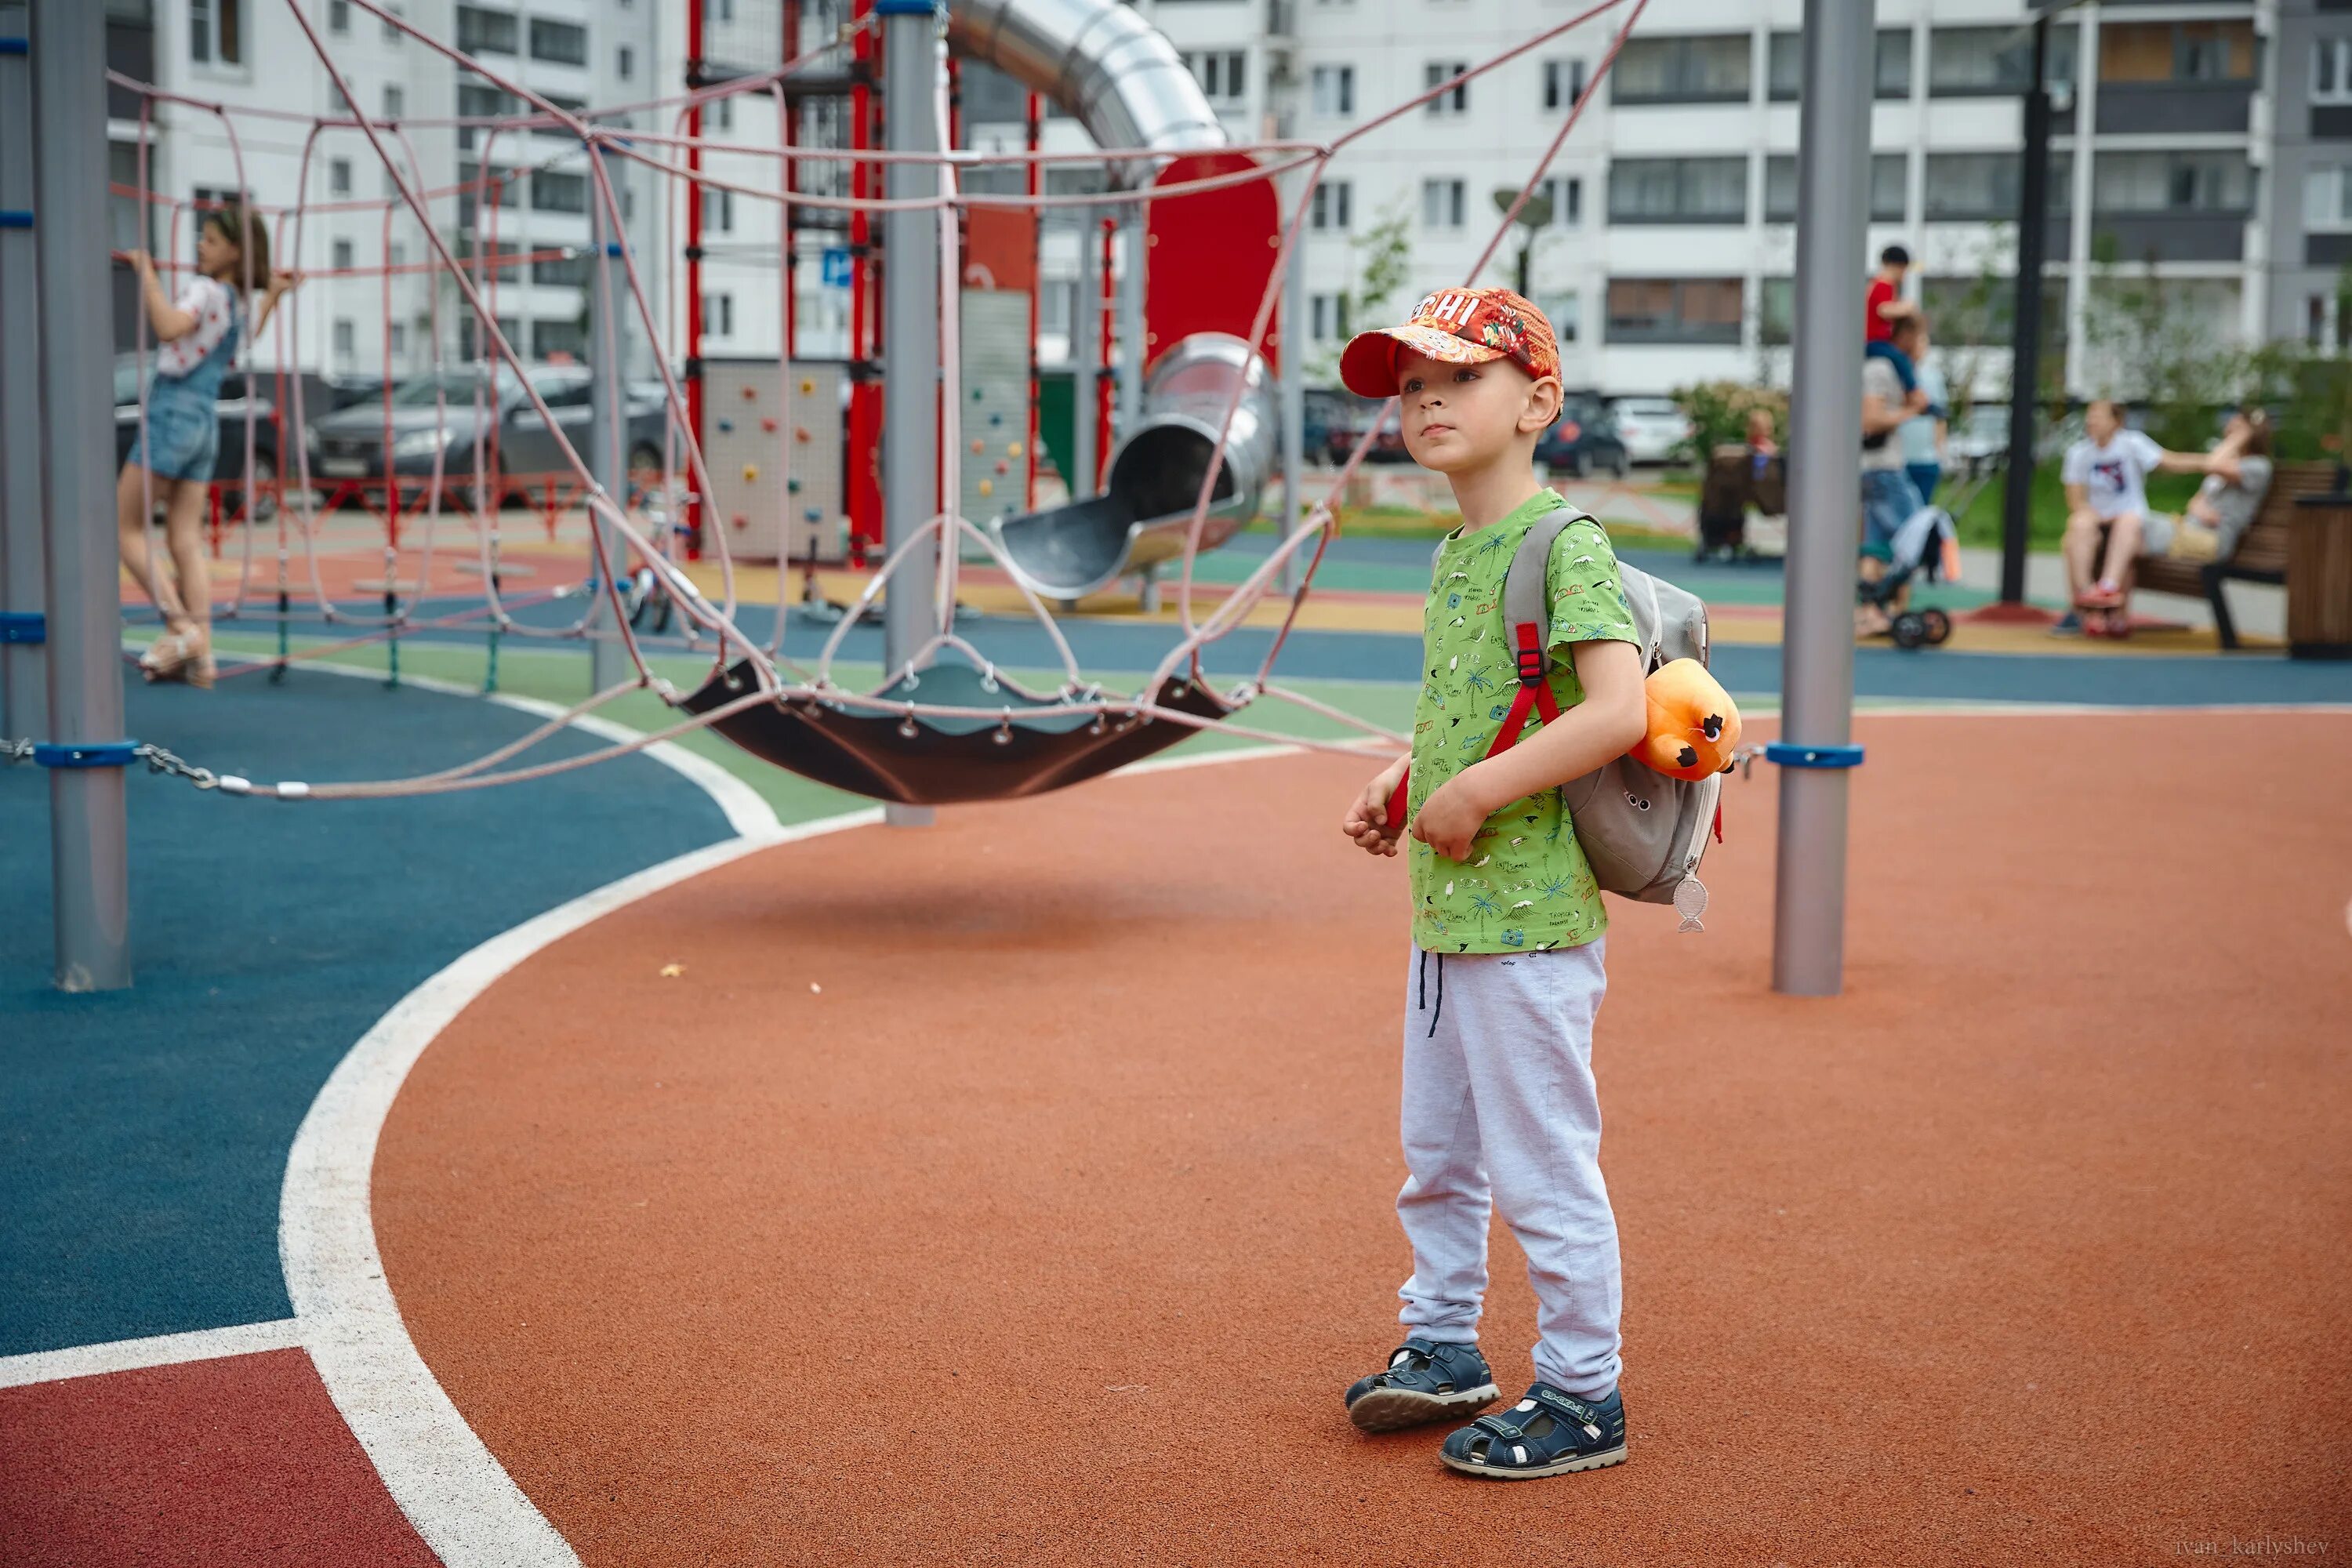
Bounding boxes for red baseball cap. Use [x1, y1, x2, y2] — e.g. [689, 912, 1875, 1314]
[1339, 287, 1561, 399]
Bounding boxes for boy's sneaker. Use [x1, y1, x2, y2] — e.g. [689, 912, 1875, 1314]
[1438, 1382, 1628, 1480]
[1343, 1338, 1499, 1432]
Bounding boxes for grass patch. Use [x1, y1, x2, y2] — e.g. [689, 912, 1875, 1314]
[1944, 462, 2202, 554]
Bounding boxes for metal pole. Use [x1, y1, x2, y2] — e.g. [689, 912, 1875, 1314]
[1, 4, 48, 741]
[587, 151, 629, 693]
[1998, 16, 2053, 608]
[31, 0, 131, 991]
[1771, 0, 1873, 999]
[1279, 169, 1307, 595]
[1072, 201, 1099, 501]
[1116, 209, 1143, 439]
[879, 0, 938, 828]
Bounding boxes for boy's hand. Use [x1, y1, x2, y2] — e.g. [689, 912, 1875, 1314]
[267, 269, 301, 296]
[1341, 758, 1408, 857]
[1411, 773, 1489, 862]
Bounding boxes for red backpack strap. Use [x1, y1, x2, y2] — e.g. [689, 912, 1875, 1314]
[1486, 620, 1562, 757]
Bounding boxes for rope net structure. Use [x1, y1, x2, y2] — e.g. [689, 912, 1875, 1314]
[106, 0, 1649, 803]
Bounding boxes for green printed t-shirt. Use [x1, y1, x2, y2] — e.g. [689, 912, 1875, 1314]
[1406, 488, 1639, 953]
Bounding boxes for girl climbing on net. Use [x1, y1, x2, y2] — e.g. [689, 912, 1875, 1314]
[117, 202, 298, 688]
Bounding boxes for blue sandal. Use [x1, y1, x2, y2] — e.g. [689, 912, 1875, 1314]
[1344, 1338, 1499, 1432]
[1439, 1383, 1627, 1479]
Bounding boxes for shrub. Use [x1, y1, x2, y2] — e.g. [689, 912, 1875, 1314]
[1670, 380, 1788, 465]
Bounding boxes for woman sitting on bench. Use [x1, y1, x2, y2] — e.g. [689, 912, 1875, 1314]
[2059, 405, 2274, 638]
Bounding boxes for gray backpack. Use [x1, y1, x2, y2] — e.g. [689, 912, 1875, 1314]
[1401, 510, 1722, 931]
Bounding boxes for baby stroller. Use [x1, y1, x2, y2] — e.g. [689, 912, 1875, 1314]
[1857, 500, 1963, 648]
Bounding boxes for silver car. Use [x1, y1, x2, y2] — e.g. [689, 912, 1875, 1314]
[303, 364, 670, 508]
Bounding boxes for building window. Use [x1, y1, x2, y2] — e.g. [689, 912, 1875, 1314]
[189, 0, 245, 65]
[533, 95, 588, 140]
[388, 242, 405, 268]
[1182, 50, 1247, 106]
[389, 322, 406, 356]
[702, 187, 735, 232]
[1604, 278, 1743, 345]
[333, 318, 356, 361]
[2101, 20, 2256, 85]
[532, 251, 589, 286]
[1765, 153, 1906, 223]
[1539, 292, 1579, 345]
[1310, 64, 1355, 117]
[532, 169, 588, 214]
[1543, 59, 1588, 111]
[1929, 25, 2075, 96]
[529, 17, 587, 66]
[2097, 151, 2254, 214]
[107, 142, 153, 255]
[383, 84, 404, 119]
[2317, 40, 2352, 105]
[1424, 60, 1469, 115]
[1923, 152, 2020, 220]
[534, 318, 586, 361]
[1310, 180, 1352, 231]
[1309, 292, 1348, 342]
[329, 158, 352, 196]
[328, 0, 350, 34]
[702, 293, 734, 336]
[1421, 177, 1466, 230]
[2306, 165, 2352, 231]
[332, 238, 354, 270]
[712, 96, 735, 132]
[1769, 30, 1911, 100]
[1608, 157, 1747, 225]
[456, 5, 517, 56]
[617, 44, 634, 81]
[1610, 35, 1749, 106]
[1536, 175, 1581, 227]
[382, 5, 403, 42]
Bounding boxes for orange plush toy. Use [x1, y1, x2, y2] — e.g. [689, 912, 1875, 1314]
[1634, 658, 1741, 781]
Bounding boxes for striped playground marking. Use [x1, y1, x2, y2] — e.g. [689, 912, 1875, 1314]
[0, 1319, 303, 1390]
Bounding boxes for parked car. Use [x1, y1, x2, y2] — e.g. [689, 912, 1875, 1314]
[1535, 391, 1629, 478]
[112, 353, 292, 520]
[1610, 396, 1694, 466]
[303, 363, 669, 508]
[1315, 390, 1410, 464]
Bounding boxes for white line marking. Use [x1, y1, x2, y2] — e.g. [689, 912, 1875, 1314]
[280, 809, 880, 1567]
[0, 1318, 305, 1389]
[288, 662, 784, 840]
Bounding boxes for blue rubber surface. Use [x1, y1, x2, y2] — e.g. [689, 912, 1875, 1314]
[0, 667, 734, 1356]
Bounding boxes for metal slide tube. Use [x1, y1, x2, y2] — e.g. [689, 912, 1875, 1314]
[1772, 0, 1873, 997]
[31, 0, 131, 990]
[880, 0, 940, 827]
[945, 0, 1224, 169]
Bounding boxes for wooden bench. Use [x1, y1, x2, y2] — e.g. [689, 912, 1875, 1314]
[2133, 459, 2335, 650]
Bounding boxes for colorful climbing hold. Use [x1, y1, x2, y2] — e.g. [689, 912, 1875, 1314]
[795, 427, 811, 443]
[1007, 441, 1023, 459]
[786, 477, 801, 493]
[804, 506, 821, 522]
[717, 419, 735, 434]
[800, 378, 815, 396]
[739, 385, 757, 401]
[970, 437, 985, 454]
[742, 463, 759, 482]
[994, 459, 1009, 475]
[978, 478, 993, 497]
[761, 417, 779, 433]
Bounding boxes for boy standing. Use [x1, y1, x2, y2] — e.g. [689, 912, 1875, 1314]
[1334, 289, 1648, 1480]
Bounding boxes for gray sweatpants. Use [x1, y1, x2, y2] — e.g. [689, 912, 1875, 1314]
[1396, 938, 1622, 1400]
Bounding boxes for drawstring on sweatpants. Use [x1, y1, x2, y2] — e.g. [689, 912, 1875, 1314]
[1417, 949, 1445, 1037]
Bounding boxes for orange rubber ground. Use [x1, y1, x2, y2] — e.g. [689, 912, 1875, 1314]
[376, 711, 2352, 1565]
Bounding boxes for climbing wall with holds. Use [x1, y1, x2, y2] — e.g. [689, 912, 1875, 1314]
[700, 357, 848, 565]
[958, 289, 1032, 547]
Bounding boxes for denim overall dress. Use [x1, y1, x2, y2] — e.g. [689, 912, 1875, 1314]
[126, 290, 243, 483]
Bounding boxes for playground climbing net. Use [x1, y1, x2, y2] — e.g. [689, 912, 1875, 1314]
[78, 0, 1652, 804]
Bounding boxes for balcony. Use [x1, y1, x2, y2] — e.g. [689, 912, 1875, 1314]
[2096, 81, 2251, 136]
[2091, 212, 2249, 263]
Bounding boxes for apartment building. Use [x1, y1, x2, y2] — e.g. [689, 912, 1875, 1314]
[2268, 0, 2352, 347]
[104, 0, 663, 377]
[1121, 0, 2272, 401]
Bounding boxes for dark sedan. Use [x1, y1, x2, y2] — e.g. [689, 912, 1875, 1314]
[113, 354, 295, 520]
[303, 364, 670, 508]
[1534, 393, 1629, 479]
